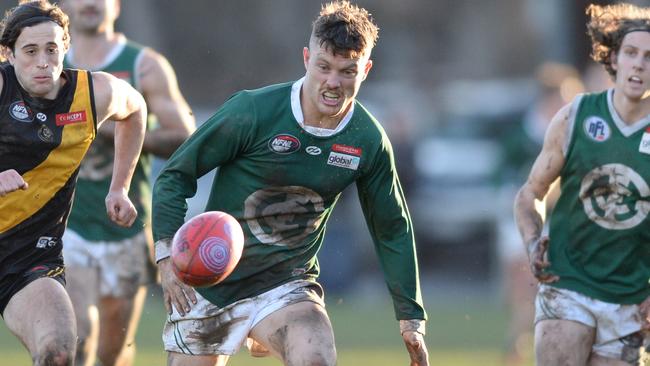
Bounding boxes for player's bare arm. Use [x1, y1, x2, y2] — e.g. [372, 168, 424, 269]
[138, 49, 195, 158]
[401, 324, 429, 366]
[93, 71, 147, 227]
[156, 238, 197, 317]
[514, 102, 571, 283]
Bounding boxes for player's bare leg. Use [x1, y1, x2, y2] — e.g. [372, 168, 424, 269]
[97, 286, 147, 366]
[65, 266, 100, 366]
[535, 319, 595, 365]
[250, 301, 336, 366]
[168, 352, 228, 366]
[4, 277, 77, 365]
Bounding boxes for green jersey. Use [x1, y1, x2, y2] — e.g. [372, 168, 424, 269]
[65, 40, 152, 241]
[153, 80, 426, 320]
[548, 89, 650, 304]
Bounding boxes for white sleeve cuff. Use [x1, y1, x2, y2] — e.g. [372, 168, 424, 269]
[154, 238, 172, 263]
[400, 319, 426, 335]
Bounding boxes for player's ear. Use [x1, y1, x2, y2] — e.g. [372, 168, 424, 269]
[362, 59, 373, 81]
[610, 50, 619, 72]
[115, 0, 121, 18]
[1, 46, 13, 65]
[303, 47, 310, 71]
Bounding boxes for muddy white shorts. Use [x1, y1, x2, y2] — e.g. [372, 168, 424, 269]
[163, 280, 325, 355]
[62, 229, 152, 297]
[535, 284, 648, 363]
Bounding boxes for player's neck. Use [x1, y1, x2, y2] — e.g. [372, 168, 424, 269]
[612, 88, 650, 125]
[68, 30, 124, 70]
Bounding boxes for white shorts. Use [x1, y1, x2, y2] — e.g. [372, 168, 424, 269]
[163, 280, 325, 356]
[535, 284, 647, 363]
[62, 229, 152, 297]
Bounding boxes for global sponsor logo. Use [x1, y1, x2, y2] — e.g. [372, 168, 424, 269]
[583, 116, 611, 142]
[305, 146, 322, 155]
[332, 143, 362, 156]
[55, 111, 87, 126]
[9, 101, 34, 122]
[327, 151, 360, 170]
[268, 134, 301, 154]
[36, 112, 47, 122]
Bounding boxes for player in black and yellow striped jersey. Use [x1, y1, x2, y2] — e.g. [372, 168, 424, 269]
[0, 1, 146, 365]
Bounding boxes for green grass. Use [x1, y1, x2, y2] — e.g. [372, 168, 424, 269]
[0, 287, 531, 366]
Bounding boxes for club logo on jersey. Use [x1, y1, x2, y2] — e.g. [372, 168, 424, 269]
[244, 186, 325, 247]
[583, 116, 611, 142]
[640, 127, 650, 155]
[268, 134, 301, 154]
[9, 101, 34, 122]
[37, 124, 53, 142]
[580, 163, 650, 230]
[305, 146, 322, 155]
[327, 152, 360, 170]
[332, 143, 362, 156]
[36, 112, 47, 122]
[56, 111, 87, 126]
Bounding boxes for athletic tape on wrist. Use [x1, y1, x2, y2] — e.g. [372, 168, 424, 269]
[400, 319, 426, 335]
[154, 238, 172, 263]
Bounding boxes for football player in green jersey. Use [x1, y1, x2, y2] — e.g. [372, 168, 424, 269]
[152, 1, 429, 365]
[0, 1, 146, 365]
[58, 0, 196, 365]
[514, 3, 650, 365]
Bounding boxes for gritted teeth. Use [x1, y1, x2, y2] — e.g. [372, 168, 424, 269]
[323, 91, 339, 99]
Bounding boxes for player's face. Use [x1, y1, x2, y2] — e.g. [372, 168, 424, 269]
[302, 41, 373, 123]
[611, 31, 650, 100]
[7, 22, 67, 99]
[62, 0, 119, 34]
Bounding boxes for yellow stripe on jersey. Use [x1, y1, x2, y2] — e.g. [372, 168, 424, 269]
[0, 71, 96, 234]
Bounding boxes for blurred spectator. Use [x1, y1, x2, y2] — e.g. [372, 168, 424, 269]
[496, 62, 584, 366]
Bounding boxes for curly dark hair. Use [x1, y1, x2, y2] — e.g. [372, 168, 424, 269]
[0, 0, 70, 52]
[586, 3, 650, 77]
[311, 1, 379, 58]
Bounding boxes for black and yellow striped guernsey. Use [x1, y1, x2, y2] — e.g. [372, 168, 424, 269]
[0, 64, 96, 273]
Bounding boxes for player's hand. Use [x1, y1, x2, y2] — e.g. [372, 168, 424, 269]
[105, 189, 137, 227]
[639, 296, 650, 331]
[0, 169, 28, 196]
[402, 330, 429, 366]
[159, 258, 197, 316]
[527, 236, 559, 283]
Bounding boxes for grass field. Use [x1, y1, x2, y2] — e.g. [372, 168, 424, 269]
[0, 285, 532, 366]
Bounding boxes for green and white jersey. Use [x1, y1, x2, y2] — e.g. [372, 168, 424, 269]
[548, 89, 650, 304]
[153, 79, 426, 320]
[65, 39, 152, 241]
